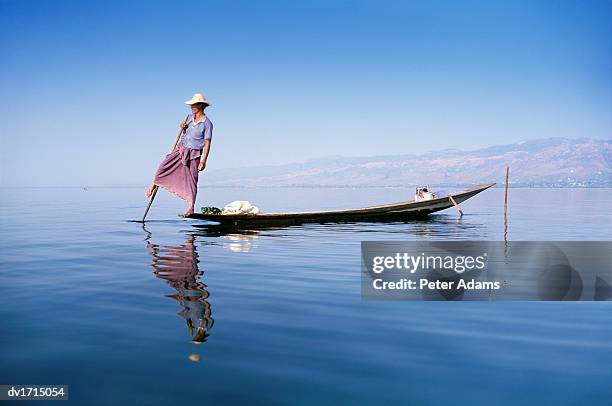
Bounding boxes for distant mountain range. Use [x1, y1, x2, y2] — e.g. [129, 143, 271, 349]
[205, 138, 611, 187]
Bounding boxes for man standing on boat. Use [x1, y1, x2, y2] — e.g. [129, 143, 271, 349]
[145, 93, 213, 216]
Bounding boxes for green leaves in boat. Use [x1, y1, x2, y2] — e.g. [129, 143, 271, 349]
[201, 206, 222, 215]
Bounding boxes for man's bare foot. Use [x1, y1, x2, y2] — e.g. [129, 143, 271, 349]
[179, 205, 193, 217]
[145, 184, 155, 197]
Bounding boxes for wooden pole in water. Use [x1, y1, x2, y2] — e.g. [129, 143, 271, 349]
[449, 195, 464, 217]
[504, 166, 509, 211]
[141, 115, 189, 222]
[504, 166, 509, 242]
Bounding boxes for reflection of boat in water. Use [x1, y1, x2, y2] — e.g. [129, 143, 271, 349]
[144, 230, 214, 344]
[188, 183, 494, 226]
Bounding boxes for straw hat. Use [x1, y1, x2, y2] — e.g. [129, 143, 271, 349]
[185, 93, 211, 106]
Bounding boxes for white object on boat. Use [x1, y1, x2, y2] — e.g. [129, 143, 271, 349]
[222, 200, 260, 215]
[415, 186, 434, 202]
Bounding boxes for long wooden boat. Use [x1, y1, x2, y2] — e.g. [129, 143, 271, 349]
[187, 183, 495, 226]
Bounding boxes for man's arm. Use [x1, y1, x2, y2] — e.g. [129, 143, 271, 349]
[198, 139, 211, 171]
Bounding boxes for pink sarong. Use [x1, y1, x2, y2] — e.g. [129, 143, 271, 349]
[153, 143, 202, 204]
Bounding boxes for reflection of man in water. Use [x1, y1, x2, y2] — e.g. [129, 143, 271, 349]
[146, 234, 214, 343]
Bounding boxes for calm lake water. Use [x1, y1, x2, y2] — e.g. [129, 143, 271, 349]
[1, 187, 611, 405]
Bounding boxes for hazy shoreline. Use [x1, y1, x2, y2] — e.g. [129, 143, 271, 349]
[2, 185, 612, 190]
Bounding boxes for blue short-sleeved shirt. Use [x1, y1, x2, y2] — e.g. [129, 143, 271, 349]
[180, 114, 213, 150]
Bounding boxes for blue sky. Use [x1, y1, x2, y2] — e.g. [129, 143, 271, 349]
[0, 0, 610, 186]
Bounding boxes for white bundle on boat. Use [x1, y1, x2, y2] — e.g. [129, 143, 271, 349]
[222, 200, 260, 215]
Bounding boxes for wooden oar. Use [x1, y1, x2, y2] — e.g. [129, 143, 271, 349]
[448, 195, 464, 217]
[141, 115, 189, 222]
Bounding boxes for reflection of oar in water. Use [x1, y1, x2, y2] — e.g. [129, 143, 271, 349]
[141, 115, 189, 223]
